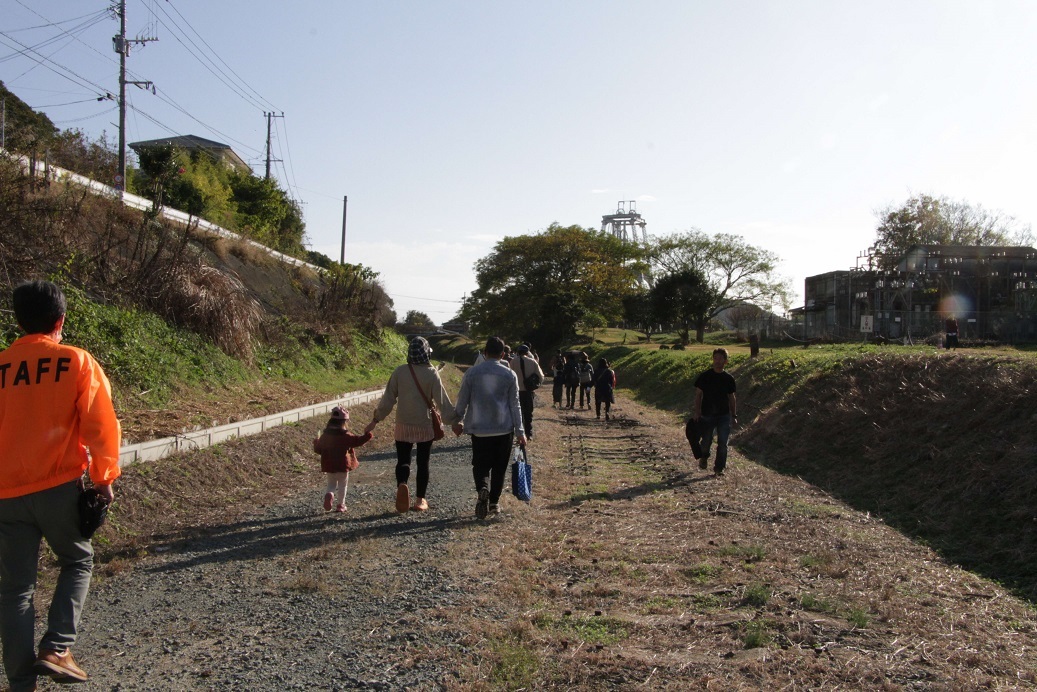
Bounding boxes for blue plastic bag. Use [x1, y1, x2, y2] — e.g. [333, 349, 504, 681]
[511, 446, 532, 502]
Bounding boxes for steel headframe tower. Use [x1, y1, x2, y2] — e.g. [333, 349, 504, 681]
[601, 200, 648, 244]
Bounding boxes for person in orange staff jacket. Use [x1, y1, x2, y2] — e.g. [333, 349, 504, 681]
[0, 280, 121, 690]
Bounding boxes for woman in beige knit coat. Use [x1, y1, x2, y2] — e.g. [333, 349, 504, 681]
[365, 337, 460, 513]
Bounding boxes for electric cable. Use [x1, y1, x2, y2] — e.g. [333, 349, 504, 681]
[7, 4, 108, 33]
[28, 97, 110, 108]
[51, 106, 118, 125]
[275, 116, 302, 203]
[163, 0, 279, 112]
[150, 89, 262, 158]
[149, 2, 271, 113]
[0, 31, 109, 94]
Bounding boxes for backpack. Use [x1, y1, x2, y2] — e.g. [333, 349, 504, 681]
[565, 363, 580, 386]
[579, 364, 593, 384]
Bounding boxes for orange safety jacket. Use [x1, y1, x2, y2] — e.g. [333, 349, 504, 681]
[0, 333, 121, 499]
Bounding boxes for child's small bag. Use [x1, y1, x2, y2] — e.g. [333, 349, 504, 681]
[511, 446, 533, 502]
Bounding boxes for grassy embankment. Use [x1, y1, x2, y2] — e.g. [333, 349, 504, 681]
[435, 330, 1037, 602]
[0, 284, 407, 440]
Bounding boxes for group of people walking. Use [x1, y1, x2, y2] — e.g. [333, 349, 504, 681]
[312, 337, 625, 522]
[314, 336, 531, 521]
[549, 351, 617, 419]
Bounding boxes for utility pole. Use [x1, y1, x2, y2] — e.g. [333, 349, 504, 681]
[113, 0, 156, 192]
[264, 112, 284, 180]
[340, 196, 348, 265]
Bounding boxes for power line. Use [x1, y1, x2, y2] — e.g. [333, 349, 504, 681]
[29, 97, 110, 108]
[126, 101, 180, 137]
[51, 106, 118, 125]
[163, 0, 278, 112]
[388, 294, 464, 304]
[0, 10, 108, 64]
[150, 89, 262, 157]
[270, 119, 300, 204]
[0, 30, 109, 94]
[7, 4, 108, 33]
[149, 1, 274, 114]
[4, 3, 113, 67]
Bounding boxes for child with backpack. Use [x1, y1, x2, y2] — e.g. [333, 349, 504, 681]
[313, 407, 372, 513]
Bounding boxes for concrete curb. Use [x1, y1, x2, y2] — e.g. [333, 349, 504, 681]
[118, 388, 383, 467]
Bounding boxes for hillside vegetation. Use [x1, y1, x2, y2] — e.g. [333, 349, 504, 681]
[0, 155, 403, 440]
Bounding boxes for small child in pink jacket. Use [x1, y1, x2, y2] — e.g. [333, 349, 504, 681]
[313, 407, 372, 513]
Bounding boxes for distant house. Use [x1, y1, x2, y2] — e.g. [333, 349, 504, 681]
[794, 244, 1037, 343]
[128, 135, 251, 174]
[441, 319, 470, 335]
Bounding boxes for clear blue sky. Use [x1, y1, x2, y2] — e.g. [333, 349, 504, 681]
[4, 1, 1036, 323]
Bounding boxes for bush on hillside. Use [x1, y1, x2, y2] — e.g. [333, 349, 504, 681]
[0, 158, 390, 359]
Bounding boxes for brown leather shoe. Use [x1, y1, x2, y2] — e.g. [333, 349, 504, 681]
[35, 647, 88, 682]
[411, 497, 429, 512]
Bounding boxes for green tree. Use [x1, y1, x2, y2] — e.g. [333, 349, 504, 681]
[229, 173, 306, 255]
[462, 224, 645, 348]
[649, 268, 715, 345]
[622, 290, 662, 342]
[400, 310, 436, 332]
[650, 230, 790, 343]
[0, 80, 58, 154]
[873, 194, 1033, 269]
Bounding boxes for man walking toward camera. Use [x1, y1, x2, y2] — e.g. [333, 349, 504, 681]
[692, 347, 737, 477]
[0, 281, 121, 690]
[453, 336, 526, 519]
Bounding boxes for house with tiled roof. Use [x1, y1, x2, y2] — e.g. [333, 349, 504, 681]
[129, 135, 251, 174]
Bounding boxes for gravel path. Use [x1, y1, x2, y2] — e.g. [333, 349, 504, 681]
[77, 434, 491, 691]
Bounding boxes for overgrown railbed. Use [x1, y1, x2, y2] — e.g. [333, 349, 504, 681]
[588, 343, 1037, 603]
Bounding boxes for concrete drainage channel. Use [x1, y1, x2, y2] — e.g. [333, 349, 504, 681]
[118, 388, 383, 467]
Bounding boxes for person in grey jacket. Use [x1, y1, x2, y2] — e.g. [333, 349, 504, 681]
[453, 336, 526, 519]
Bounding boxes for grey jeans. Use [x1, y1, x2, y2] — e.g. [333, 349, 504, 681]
[0, 480, 93, 690]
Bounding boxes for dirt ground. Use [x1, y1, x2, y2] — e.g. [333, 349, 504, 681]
[75, 371, 1037, 690]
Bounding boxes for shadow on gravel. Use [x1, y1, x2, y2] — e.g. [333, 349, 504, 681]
[139, 510, 473, 574]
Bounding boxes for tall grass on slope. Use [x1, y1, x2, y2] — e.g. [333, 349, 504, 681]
[142, 263, 262, 361]
[737, 350, 1037, 601]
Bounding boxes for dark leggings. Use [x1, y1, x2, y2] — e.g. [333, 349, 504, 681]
[595, 394, 612, 417]
[395, 440, 433, 498]
[471, 433, 513, 503]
